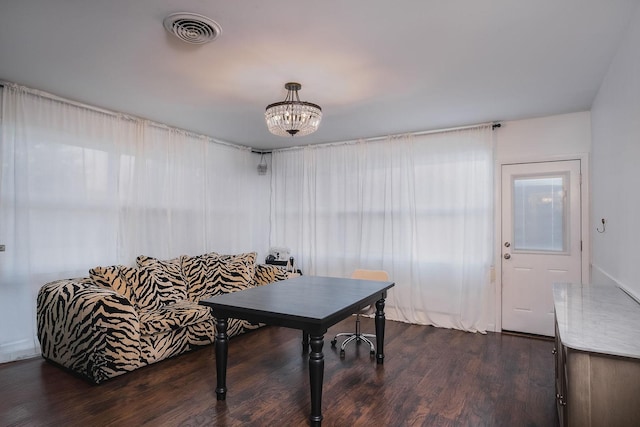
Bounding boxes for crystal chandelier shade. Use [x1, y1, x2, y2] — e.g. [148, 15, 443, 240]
[265, 82, 322, 137]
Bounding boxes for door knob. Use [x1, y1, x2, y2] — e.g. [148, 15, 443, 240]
[503, 253, 511, 260]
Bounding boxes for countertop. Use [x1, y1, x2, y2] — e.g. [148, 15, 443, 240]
[553, 283, 640, 359]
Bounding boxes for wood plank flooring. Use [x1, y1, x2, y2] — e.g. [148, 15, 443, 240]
[0, 317, 558, 426]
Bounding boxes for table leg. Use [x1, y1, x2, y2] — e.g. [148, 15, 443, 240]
[375, 298, 386, 364]
[308, 334, 324, 426]
[215, 317, 229, 400]
[302, 331, 310, 354]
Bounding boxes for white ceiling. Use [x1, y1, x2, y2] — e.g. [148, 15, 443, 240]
[0, 1, 637, 150]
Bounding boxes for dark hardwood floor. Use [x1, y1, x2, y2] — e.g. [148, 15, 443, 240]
[0, 317, 559, 427]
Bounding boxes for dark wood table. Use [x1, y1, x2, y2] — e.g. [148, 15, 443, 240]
[199, 275, 395, 426]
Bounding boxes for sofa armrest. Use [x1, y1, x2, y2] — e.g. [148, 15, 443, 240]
[37, 278, 142, 383]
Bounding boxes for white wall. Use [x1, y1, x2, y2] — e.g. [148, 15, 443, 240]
[496, 111, 591, 162]
[591, 4, 640, 300]
[489, 111, 592, 331]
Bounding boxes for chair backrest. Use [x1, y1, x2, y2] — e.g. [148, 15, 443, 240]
[351, 269, 389, 282]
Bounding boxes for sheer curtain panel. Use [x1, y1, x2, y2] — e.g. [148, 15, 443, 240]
[270, 127, 494, 332]
[0, 84, 268, 363]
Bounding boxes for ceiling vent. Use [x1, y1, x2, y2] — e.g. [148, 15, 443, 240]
[163, 12, 222, 45]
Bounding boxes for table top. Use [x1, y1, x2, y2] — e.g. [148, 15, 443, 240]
[200, 275, 395, 334]
[553, 283, 640, 359]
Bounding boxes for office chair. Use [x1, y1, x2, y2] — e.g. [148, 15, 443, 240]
[330, 269, 390, 358]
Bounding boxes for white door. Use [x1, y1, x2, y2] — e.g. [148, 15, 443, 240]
[501, 160, 582, 336]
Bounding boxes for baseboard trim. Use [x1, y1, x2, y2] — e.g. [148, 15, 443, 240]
[501, 329, 554, 341]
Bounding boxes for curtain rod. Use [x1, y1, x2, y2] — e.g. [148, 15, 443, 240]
[272, 121, 501, 153]
[0, 80, 252, 152]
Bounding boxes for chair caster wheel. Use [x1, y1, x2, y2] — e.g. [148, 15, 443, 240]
[370, 350, 375, 357]
[331, 339, 337, 348]
[340, 349, 345, 358]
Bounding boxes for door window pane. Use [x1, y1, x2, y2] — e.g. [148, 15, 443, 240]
[513, 175, 566, 252]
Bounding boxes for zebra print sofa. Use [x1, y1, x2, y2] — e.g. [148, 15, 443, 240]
[36, 251, 288, 384]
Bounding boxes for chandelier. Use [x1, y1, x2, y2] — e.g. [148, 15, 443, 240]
[265, 82, 322, 137]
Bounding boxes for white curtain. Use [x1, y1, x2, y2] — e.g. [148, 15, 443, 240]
[0, 83, 269, 363]
[270, 128, 494, 332]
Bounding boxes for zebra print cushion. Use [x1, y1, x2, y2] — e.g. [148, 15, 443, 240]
[89, 265, 136, 304]
[182, 253, 216, 302]
[137, 318, 230, 365]
[91, 262, 189, 311]
[185, 252, 258, 299]
[215, 252, 257, 265]
[138, 300, 211, 335]
[254, 263, 289, 286]
[209, 252, 257, 294]
[135, 255, 189, 309]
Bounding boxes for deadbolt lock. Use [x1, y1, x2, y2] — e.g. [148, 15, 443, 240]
[504, 242, 511, 248]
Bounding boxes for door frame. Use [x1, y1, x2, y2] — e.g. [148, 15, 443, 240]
[493, 153, 590, 333]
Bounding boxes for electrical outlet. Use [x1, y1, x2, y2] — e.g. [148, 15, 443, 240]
[0, 244, 5, 252]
